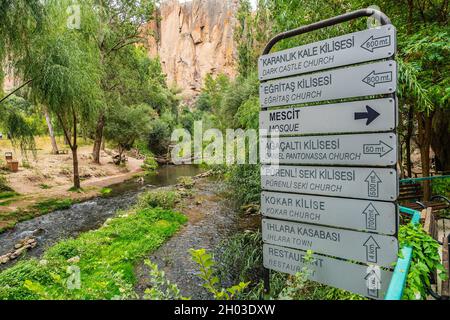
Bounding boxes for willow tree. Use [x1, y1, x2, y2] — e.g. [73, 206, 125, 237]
[16, 0, 102, 189]
[0, 95, 37, 158]
[0, 0, 44, 91]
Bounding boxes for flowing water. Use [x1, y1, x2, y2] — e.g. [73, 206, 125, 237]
[0, 165, 259, 299]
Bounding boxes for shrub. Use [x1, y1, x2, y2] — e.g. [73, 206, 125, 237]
[431, 177, 450, 198]
[226, 164, 260, 207]
[177, 176, 195, 189]
[0, 174, 13, 192]
[216, 231, 263, 286]
[146, 118, 172, 156]
[190, 248, 249, 300]
[137, 190, 181, 210]
[399, 223, 448, 299]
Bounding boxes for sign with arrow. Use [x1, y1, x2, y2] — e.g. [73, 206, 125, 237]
[260, 60, 397, 108]
[261, 191, 397, 235]
[258, 24, 396, 81]
[365, 265, 383, 298]
[261, 132, 397, 166]
[259, 98, 397, 135]
[262, 219, 398, 267]
[263, 244, 393, 299]
[354, 105, 380, 125]
[261, 165, 398, 201]
[258, 14, 399, 298]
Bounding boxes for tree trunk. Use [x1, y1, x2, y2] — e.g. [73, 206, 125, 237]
[72, 111, 80, 190]
[431, 108, 450, 173]
[406, 104, 414, 177]
[43, 106, 59, 154]
[92, 113, 106, 164]
[72, 146, 80, 189]
[417, 112, 433, 201]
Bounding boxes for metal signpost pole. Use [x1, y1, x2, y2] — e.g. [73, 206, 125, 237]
[259, 8, 397, 300]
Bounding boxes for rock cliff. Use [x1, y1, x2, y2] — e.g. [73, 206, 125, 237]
[147, 0, 238, 99]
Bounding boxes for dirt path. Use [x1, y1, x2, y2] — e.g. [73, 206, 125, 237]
[0, 138, 145, 230]
[134, 179, 254, 299]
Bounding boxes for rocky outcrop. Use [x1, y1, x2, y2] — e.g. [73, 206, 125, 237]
[147, 0, 238, 99]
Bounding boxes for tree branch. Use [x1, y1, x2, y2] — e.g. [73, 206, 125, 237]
[0, 79, 33, 104]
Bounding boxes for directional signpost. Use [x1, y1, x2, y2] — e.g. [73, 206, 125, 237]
[259, 24, 396, 81]
[262, 219, 398, 267]
[259, 12, 399, 299]
[261, 165, 398, 201]
[264, 244, 393, 299]
[259, 98, 396, 135]
[261, 132, 397, 166]
[260, 60, 397, 108]
[261, 191, 397, 235]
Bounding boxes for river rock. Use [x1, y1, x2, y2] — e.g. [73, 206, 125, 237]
[0, 255, 10, 264]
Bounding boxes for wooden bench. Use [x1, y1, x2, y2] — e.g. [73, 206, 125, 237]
[399, 183, 449, 214]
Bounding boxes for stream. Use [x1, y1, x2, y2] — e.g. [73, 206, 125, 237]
[0, 165, 203, 270]
[0, 165, 258, 299]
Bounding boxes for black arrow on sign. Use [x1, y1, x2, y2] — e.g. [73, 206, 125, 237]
[354, 106, 380, 125]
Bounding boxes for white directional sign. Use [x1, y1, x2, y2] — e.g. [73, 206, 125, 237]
[259, 98, 396, 135]
[260, 60, 397, 108]
[261, 132, 397, 166]
[261, 165, 398, 201]
[258, 16, 399, 298]
[261, 191, 397, 235]
[264, 244, 393, 299]
[262, 219, 398, 267]
[259, 25, 396, 81]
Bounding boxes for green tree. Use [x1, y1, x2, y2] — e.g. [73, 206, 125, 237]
[16, 0, 102, 189]
[104, 104, 152, 163]
[90, 0, 157, 164]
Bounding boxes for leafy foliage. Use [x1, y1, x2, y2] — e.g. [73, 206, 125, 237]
[137, 190, 181, 210]
[226, 164, 261, 207]
[143, 260, 188, 300]
[0, 206, 187, 300]
[0, 96, 37, 157]
[104, 104, 152, 159]
[399, 223, 448, 299]
[190, 248, 250, 300]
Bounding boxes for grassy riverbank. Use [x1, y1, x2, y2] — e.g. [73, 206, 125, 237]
[0, 192, 187, 300]
[0, 136, 146, 232]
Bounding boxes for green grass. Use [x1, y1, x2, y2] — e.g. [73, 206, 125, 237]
[0, 192, 20, 207]
[0, 192, 18, 200]
[0, 206, 187, 300]
[31, 199, 73, 214]
[100, 188, 112, 197]
[0, 199, 74, 233]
